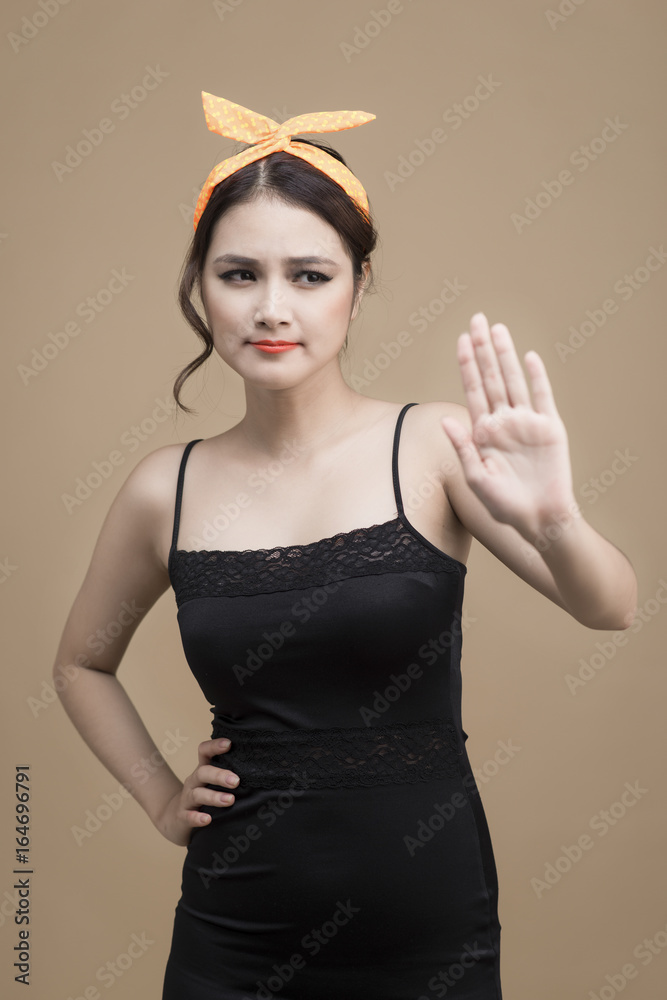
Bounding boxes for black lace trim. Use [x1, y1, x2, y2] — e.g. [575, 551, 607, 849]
[208, 717, 463, 789]
[169, 516, 462, 606]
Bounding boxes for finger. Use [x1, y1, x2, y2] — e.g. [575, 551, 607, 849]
[524, 350, 559, 418]
[198, 737, 231, 765]
[183, 808, 213, 826]
[189, 782, 236, 810]
[467, 312, 510, 410]
[456, 333, 491, 427]
[441, 416, 485, 485]
[195, 784, 237, 808]
[488, 323, 532, 408]
[201, 765, 240, 789]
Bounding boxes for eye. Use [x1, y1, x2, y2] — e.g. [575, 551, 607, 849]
[217, 269, 333, 284]
[218, 269, 255, 282]
[295, 270, 333, 284]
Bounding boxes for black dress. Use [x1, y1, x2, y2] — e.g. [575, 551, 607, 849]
[162, 402, 502, 999]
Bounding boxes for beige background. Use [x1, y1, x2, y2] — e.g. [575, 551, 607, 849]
[2, 0, 665, 997]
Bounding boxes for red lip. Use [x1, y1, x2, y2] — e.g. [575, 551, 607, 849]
[249, 340, 301, 354]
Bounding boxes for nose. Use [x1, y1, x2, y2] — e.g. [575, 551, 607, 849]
[253, 282, 293, 329]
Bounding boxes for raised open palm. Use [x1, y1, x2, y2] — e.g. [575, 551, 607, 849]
[440, 312, 578, 539]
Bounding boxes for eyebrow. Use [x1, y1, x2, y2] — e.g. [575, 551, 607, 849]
[211, 254, 341, 267]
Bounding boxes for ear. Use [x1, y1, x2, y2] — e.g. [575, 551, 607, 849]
[350, 260, 371, 321]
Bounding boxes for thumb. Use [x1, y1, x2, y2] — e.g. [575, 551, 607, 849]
[441, 417, 483, 482]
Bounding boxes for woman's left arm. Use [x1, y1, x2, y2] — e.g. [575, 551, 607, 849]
[438, 312, 638, 631]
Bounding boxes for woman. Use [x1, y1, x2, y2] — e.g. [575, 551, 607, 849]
[53, 94, 638, 999]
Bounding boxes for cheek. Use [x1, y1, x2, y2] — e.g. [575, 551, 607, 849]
[204, 285, 245, 331]
[316, 284, 355, 324]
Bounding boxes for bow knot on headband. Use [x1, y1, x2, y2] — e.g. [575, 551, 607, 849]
[193, 92, 376, 230]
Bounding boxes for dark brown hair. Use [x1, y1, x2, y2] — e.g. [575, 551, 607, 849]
[173, 138, 378, 414]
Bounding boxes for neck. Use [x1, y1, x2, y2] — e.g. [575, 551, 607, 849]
[235, 365, 367, 460]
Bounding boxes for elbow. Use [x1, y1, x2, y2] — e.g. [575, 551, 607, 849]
[583, 569, 639, 631]
[616, 601, 639, 632]
[578, 597, 639, 632]
[584, 614, 635, 632]
[616, 575, 640, 631]
[51, 660, 79, 702]
[51, 652, 92, 690]
[615, 602, 639, 631]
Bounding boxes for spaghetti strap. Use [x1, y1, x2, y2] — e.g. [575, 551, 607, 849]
[169, 439, 203, 562]
[391, 402, 418, 515]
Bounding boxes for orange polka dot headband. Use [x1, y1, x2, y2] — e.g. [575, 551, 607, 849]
[193, 92, 376, 230]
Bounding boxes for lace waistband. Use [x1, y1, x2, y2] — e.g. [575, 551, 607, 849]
[209, 717, 463, 789]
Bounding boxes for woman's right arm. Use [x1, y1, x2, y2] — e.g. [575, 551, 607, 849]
[51, 446, 239, 847]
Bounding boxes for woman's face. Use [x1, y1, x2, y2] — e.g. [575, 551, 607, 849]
[200, 194, 368, 388]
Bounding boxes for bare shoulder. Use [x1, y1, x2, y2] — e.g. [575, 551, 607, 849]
[412, 399, 471, 429]
[403, 400, 472, 482]
[117, 441, 201, 564]
[122, 441, 193, 503]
